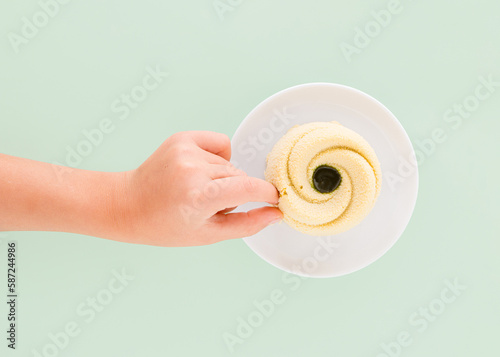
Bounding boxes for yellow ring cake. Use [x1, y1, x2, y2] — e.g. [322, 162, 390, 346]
[265, 121, 382, 236]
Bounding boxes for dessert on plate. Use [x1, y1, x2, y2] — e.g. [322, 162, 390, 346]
[265, 121, 381, 236]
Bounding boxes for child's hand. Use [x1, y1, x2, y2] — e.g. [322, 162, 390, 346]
[0, 131, 281, 247]
[117, 131, 282, 246]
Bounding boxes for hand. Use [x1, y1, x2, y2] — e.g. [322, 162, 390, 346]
[116, 131, 282, 246]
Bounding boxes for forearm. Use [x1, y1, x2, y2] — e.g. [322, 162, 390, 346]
[0, 154, 126, 239]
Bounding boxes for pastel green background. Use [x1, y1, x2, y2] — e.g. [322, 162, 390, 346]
[1, 0, 499, 356]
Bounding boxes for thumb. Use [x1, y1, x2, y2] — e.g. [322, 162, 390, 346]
[209, 207, 283, 241]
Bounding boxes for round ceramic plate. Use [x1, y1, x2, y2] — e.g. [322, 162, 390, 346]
[231, 83, 418, 278]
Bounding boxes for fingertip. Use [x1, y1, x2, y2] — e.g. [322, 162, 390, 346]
[247, 177, 279, 205]
[265, 207, 283, 225]
[266, 184, 280, 205]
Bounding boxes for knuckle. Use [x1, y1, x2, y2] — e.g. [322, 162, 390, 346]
[221, 165, 235, 177]
[202, 180, 221, 199]
[185, 188, 205, 208]
[170, 144, 191, 159]
[170, 131, 188, 143]
[184, 188, 196, 201]
[177, 160, 196, 173]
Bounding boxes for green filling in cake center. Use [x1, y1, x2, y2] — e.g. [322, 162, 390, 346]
[312, 165, 341, 193]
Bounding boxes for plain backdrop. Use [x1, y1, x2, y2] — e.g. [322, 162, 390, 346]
[0, 1, 499, 356]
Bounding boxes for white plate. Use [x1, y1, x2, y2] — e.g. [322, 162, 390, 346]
[231, 83, 418, 278]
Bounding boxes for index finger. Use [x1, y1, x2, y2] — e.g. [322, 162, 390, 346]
[207, 176, 280, 212]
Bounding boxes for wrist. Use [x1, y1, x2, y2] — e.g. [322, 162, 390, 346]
[104, 170, 139, 243]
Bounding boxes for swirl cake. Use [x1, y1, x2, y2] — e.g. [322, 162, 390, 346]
[265, 121, 381, 236]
